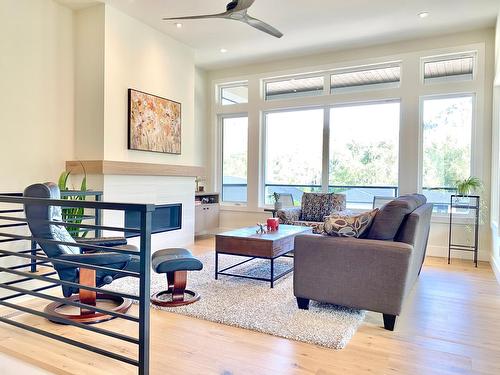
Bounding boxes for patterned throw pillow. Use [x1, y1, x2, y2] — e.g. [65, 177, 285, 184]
[324, 209, 379, 238]
[300, 193, 346, 222]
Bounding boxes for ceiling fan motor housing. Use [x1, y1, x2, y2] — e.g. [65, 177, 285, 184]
[226, 1, 239, 12]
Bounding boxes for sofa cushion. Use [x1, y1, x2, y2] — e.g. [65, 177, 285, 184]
[288, 220, 325, 234]
[300, 193, 345, 222]
[365, 194, 427, 241]
[324, 209, 378, 238]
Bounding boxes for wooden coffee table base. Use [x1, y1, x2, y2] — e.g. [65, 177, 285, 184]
[215, 225, 313, 288]
[215, 251, 294, 288]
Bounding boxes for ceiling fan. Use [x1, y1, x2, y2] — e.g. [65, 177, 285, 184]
[162, 0, 283, 38]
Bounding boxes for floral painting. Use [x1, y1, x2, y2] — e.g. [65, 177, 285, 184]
[128, 89, 181, 154]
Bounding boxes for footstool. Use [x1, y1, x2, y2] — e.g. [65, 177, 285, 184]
[151, 248, 203, 307]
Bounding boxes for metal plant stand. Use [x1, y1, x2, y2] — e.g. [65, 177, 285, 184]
[448, 195, 480, 267]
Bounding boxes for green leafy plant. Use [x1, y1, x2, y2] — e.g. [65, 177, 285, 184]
[58, 165, 88, 238]
[271, 192, 280, 203]
[455, 177, 482, 196]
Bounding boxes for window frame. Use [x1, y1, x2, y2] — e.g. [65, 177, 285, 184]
[418, 92, 477, 215]
[211, 43, 486, 223]
[218, 82, 249, 106]
[219, 113, 249, 205]
[262, 72, 327, 101]
[420, 52, 477, 85]
[330, 62, 402, 94]
[261, 99, 401, 209]
[261, 105, 327, 205]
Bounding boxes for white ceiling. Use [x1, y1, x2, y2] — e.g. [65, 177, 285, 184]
[65, 0, 499, 70]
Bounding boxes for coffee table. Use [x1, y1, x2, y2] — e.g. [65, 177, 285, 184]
[215, 225, 313, 288]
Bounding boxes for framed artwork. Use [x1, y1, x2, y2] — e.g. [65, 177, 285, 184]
[128, 89, 181, 154]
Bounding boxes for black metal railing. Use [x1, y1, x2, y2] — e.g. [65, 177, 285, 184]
[264, 184, 399, 206]
[222, 183, 400, 205]
[223, 183, 458, 211]
[0, 193, 153, 374]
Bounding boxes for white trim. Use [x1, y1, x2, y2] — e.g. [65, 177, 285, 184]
[218, 81, 249, 106]
[427, 245, 489, 262]
[420, 50, 477, 85]
[491, 255, 500, 284]
[418, 92, 477, 197]
[218, 113, 249, 204]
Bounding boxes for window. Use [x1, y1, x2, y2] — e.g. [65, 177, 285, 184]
[264, 109, 324, 204]
[422, 95, 473, 213]
[423, 53, 475, 84]
[329, 102, 400, 208]
[330, 64, 400, 93]
[265, 75, 324, 100]
[222, 116, 248, 203]
[220, 84, 248, 105]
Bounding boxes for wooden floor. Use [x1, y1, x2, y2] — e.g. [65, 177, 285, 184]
[1, 237, 500, 375]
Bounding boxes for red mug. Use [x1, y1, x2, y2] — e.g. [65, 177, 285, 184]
[267, 218, 279, 231]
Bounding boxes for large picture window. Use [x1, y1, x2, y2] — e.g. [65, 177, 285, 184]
[421, 95, 473, 212]
[222, 116, 248, 203]
[329, 102, 400, 208]
[264, 109, 324, 204]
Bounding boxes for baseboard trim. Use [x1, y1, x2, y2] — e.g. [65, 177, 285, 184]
[426, 245, 489, 262]
[491, 255, 500, 284]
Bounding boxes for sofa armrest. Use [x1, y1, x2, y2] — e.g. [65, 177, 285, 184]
[293, 235, 413, 315]
[277, 207, 301, 223]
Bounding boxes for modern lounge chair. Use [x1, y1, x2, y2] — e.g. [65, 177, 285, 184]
[23, 182, 140, 324]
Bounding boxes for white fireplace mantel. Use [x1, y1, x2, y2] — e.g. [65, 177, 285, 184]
[66, 160, 205, 177]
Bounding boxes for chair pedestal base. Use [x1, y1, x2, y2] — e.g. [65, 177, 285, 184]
[151, 270, 200, 307]
[44, 293, 132, 324]
[151, 289, 200, 307]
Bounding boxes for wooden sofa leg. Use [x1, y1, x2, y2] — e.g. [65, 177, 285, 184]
[296, 297, 310, 310]
[383, 314, 397, 331]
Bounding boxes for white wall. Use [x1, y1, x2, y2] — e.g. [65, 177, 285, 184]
[0, 0, 74, 191]
[74, 4, 105, 160]
[103, 5, 198, 166]
[71, 4, 203, 248]
[0, 0, 74, 289]
[194, 67, 211, 185]
[102, 175, 195, 250]
[207, 29, 495, 262]
[490, 11, 500, 282]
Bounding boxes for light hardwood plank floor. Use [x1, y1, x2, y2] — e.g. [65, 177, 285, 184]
[0, 237, 499, 375]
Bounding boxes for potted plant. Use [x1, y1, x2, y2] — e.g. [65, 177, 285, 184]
[58, 165, 88, 238]
[271, 192, 282, 210]
[455, 177, 482, 196]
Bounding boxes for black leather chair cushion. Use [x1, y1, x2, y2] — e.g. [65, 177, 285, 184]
[152, 248, 203, 274]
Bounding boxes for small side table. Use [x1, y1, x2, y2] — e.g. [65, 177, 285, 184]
[264, 208, 278, 218]
[448, 195, 479, 267]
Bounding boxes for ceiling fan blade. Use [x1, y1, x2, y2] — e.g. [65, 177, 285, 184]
[243, 15, 283, 38]
[163, 12, 230, 21]
[230, 0, 256, 12]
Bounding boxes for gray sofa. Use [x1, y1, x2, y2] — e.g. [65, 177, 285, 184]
[293, 194, 432, 330]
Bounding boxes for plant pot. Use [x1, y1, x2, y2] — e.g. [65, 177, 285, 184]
[274, 202, 283, 210]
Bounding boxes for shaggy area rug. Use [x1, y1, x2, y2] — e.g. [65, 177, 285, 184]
[109, 253, 365, 349]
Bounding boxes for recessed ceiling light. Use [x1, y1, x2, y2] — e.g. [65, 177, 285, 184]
[418, 11, 429, 18]
[175, 23, 182, 28]
[220, 48, 228, 53]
